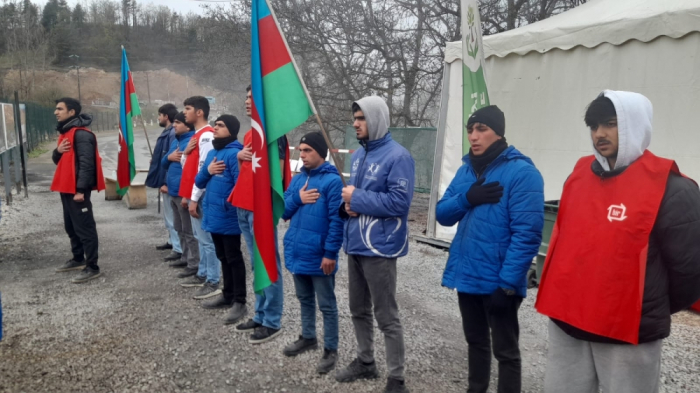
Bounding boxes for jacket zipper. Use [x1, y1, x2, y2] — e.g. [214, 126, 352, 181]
[345, 142, 370, 250]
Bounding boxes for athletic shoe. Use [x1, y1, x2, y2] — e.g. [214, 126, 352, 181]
[384, 377, 410, 393]
[169, 260, 187, 268]
[180, 275, 205, 288]
[164, 251, 182, 261]
[235, 318, 261, 333]
[193, 282, 221, 300]
[317, 349, 338, 374]
[249, 326, 282, 344]
[283, 335, 318, 357]
[156, 243, 173, 250]
[224, 303, 247, 325]
[55, 259, 86, 273]
[201, 296, 234, 310]
[335, 358, 379, 383]
[177, 267, 198, 278]
[71, 268, 102, 284]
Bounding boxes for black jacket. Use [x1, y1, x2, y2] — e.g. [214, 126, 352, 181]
[554, 160, 700, 344]
[52, 114, 97, 194]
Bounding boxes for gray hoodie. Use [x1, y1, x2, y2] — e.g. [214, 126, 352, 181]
[594, 90, 653, 171]
[354, 96, 390, 141]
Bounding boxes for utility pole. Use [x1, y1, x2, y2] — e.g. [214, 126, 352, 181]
[69, 54, 81, 102]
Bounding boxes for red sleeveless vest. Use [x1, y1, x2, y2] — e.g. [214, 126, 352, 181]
[535, 150, 680, 344]
[51, 127, 106, 194]
[179, 125, 213, 200]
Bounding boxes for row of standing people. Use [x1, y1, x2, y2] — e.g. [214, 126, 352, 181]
[51, 88, 700, 393]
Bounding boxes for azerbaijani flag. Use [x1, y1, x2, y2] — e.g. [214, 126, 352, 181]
[461, 0, 490, 154]
[250, 0, 313, 292]
[116, 47, 141, 196]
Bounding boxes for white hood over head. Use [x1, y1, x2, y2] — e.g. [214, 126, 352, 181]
[594, 90, 653, 171]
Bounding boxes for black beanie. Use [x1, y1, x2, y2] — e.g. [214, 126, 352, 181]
[174, 112, 194, 131]
[300, 132, 328, 158]
[467, 105, 506, 137]
[215, 115, 240, 139]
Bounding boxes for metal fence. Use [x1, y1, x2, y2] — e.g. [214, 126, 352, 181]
[343, 126, 437, 193]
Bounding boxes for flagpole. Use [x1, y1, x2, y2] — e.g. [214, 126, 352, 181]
[264, 0, 347, 186]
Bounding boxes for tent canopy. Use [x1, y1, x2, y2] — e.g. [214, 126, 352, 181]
[484, 0, 700, 57]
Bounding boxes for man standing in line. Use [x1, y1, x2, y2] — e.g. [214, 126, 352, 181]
[536, 91, 700, 393]
[179, 96, 221, 300]
[161, 112, 199, 275]
[336, 96, 414, 393]
[230, 85, 290, 344]
[52, 97, 106, 284]
[146, 103, 182, 262]
[436, 105, 544, 393]
[281, 132, 344, 374]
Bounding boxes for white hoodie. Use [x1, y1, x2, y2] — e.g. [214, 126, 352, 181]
[594, 90, 653, 171]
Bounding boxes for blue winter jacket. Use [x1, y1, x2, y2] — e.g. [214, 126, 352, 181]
[343, 97, 415, 258]
[436, 146, 544, 298]
[283, 162, 344, 276]
[146, 125, 176, 188]
[162, 131, 195, 197]
[195, 140, 243, 235]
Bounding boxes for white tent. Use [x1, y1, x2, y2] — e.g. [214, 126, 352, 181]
[420, 0, 700, 245]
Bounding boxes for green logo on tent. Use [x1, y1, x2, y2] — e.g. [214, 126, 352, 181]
[466, 6, 479, 60]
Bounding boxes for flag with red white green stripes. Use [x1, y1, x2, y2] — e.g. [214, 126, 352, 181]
[250, 0, 314, 292]
[116, 47, 141, 196]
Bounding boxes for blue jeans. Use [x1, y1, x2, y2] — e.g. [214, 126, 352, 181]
[238, 208, 284, 330]
[162, 193, 182, 253]
[293, 274, 338, 350]
[190, 201, 220, 285]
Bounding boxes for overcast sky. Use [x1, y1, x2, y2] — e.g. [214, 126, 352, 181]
[33, 0, 223, 16]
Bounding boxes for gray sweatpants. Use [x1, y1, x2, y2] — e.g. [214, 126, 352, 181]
[170, 196, 199, 269]
[347, 254, 406, 379]
[545, 320, 662, 393]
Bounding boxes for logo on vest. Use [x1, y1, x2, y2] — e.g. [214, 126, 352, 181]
[607, 203, 628, 222]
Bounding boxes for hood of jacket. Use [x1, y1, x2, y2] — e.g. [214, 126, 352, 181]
[58, 114, 93, 134]
[594, 90, 653, 171]
[301, 161, 339, 176]
[177, 130, 195, 141]
[354, 96, 390, 142]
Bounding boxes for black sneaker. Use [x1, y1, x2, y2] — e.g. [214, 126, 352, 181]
[177, 267, 198, 278]
[55, 259, 86, 273]
[316, 348, 338, 374]
[201, 296, 234, 310]
[156, 243, 173, 250]
[164, 251, 182, 261]
[384, 377, 409, 393]
[235, 319, 262, 333]
[335, 358, 379, 383]
[249, 326, 282, 344]
[225, 303, 247, 325]
[169, 260, 187, 268]
[283, 335, 318, 357]
[71, 267, 101, 284]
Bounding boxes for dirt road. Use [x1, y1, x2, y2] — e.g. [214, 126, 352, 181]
[1, 130, 699, 392]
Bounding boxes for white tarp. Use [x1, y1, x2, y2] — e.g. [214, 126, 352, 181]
[484, 0, 700, 57]
[427, 0, 700, 242]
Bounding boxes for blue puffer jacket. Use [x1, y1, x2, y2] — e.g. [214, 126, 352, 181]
[436, 146, 544, 298]
[146, 125, 176, 188]
[162, 131, 195, 197]
[283, 162, 344, 276]
[195, 140, 243, 235]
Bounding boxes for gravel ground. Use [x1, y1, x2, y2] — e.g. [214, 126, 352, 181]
[1, 131, 699, 392]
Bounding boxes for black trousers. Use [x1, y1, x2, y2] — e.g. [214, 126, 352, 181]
[211, 233, 246, 304]
[458, 292, 522, 393]
[61, 192, 99, 271]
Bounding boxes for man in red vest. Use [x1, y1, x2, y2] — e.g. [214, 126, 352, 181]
[51, 97, 105, 284]
[536, 90, 700, 393]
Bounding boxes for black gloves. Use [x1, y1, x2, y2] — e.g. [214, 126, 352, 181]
[466, 177, 504, 207]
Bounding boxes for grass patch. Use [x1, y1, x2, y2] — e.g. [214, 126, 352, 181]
[28, 148, 48, 158]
